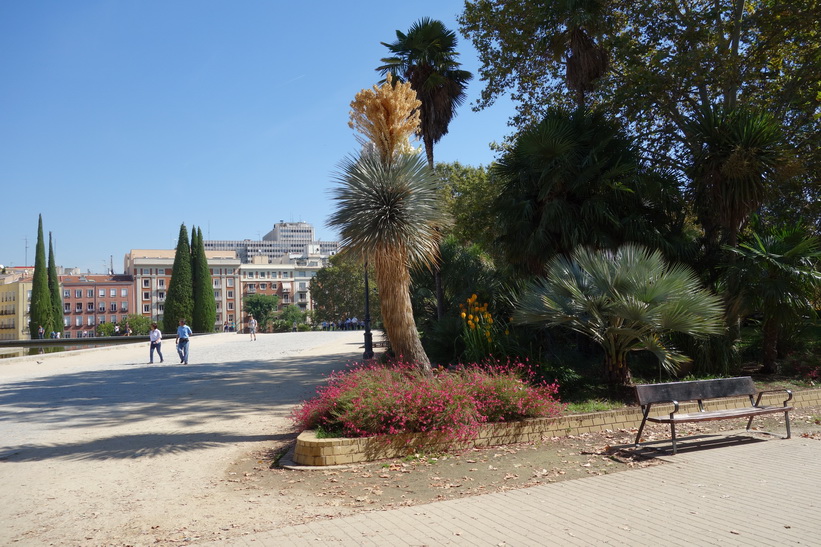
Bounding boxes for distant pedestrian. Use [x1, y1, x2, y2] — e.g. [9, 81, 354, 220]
[115, 325, 120, 336]
[149, 323, 164, 364]
[37, 325, 45, 339]
[248, 315, 258, 341]
[176, 318, 192, 364]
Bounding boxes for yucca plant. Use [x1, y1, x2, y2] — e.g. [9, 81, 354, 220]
[513, 244, 725, 385]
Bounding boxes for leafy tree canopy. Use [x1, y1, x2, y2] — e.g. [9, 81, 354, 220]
[242, 293, 279, 328]
[310, 252, 381, 324]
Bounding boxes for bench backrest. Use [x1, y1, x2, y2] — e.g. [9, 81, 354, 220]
[634, 377, 756, 406]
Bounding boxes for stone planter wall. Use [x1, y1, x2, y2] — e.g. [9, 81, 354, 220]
[292, 388, 821, 466]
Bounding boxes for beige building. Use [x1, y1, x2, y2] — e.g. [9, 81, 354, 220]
[0, 269, 33, 340]
[123, 250, 242, 329]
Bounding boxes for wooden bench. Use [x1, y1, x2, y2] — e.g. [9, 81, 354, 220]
[634, 377, 793, 454]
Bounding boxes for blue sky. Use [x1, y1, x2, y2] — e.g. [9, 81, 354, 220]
[0, 1, 516, 273]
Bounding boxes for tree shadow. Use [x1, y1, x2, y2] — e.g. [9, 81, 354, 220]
[0, 431, 297, 462]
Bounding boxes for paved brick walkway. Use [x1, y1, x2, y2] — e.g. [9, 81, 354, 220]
[209, 436, 821, 546]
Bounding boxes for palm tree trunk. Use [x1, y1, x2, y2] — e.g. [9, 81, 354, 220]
[604, 354, 632, 386]
[761, 317, 778, 374]
[423, 138, 445, 320]
[374, 250, 431, 370]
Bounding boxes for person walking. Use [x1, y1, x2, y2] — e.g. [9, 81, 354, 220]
[149, 323, 164, 364]
[176, 318, 192, 364]
[247, 315, 258, 341]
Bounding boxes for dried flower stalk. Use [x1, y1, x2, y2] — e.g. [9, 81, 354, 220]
[349, 73, 421, 165]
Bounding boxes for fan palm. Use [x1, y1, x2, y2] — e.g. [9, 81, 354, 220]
[687, 104, 785, 248]
[493, 107, 665, 277]
[329, 152, 450, 369]
[513, 244, 724, 385]
[378, 17, 472, 169]
[725, 225, 821, 373]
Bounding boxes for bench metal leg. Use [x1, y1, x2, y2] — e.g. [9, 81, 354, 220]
[635, 406, 651, 448]
[670, 423, 677, 455]
[785, 409, 792, 439]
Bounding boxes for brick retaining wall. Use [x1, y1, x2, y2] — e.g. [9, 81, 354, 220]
[293, 388, 821, 466]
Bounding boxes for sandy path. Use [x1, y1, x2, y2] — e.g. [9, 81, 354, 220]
[0, 331, 364, 546]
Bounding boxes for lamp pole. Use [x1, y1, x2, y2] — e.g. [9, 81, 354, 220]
[363, 259, 374, 360]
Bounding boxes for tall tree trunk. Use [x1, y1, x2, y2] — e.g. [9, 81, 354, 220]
[604, 354, 632, 386]
[374, 250, 430, 370]
[423, 137, 445, 320]
[761, 317, 779, 374]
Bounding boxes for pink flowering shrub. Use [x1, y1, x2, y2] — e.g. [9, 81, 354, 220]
[291, 360, 565, 444]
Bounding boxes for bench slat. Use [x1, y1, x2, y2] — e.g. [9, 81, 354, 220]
[646, 405, 794, 423]
[635, 377, 756, 405]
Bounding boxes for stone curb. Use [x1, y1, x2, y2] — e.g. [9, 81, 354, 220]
[289, 387, 821, 467]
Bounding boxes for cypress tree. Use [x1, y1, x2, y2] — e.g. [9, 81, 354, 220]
[192, 226, 216, 332]
[29, 215, 52, 338]
[47, 232, 64, 335]
[163, 223, 194, 334]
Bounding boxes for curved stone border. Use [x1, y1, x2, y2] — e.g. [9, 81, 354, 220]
[292, 388, 821, 466]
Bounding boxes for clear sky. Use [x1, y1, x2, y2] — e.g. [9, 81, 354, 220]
[0, 1, 516, 273]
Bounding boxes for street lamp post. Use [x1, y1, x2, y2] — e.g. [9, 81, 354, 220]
[363, 260, 374, 360]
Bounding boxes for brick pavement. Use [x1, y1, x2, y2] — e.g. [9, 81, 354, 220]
[207, 436, 821, 546]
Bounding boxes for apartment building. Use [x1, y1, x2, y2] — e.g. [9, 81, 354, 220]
[59, 274, 136, 338]
[238, 252, 323, 325]
[0, 269, 32, 340]
[204, 221, 338, 264]
[124, 249, 241, 328]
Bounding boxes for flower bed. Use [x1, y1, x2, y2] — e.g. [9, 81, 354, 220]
[291, 359, 565, 446]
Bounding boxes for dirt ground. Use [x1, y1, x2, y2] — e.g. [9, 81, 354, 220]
[222, 407, 821, 537]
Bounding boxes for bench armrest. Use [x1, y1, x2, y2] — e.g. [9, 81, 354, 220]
[668, 399, 680, 420]
[754, 389, 793, 407]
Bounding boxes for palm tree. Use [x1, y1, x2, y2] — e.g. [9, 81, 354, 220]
[378, 18, 472, 320]
[725, 225, 821, 373]
[378, 17, 472, 169]
[687, 104, 785, 249]
[493, 107, 667, 277]
[513, 244, 724, 385]
[329, 152, 450, 369]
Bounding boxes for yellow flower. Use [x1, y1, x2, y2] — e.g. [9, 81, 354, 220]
[460, 312, 466, 319]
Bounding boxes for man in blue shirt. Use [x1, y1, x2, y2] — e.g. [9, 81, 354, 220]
[176, 318, 193, 364]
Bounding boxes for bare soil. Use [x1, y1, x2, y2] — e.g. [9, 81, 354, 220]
[223, 407, 821, 534]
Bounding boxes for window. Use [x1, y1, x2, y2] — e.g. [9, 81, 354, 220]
[64, 303, 70, 312]
[87, 317, 95, 326]
[299, 282, 307, 291]
[227, 278, 234, 287]
[216, 302, 222, 311]
[75, 303, 83, 312]
[87, 302, 94, 311]
[157, 279, 165, 288]
[98, 316, 105, 325]
[227, 302, 234, 310]
[99, 289, 106, 297]
[110, 288, 116, 297]
[158, 269, 165, 275]
[121, 288, 128, 297]
[143, 292, 150, 300]
[142, 268, 150, 275]
[64, 317, 69, 327]
[213, 279, 221, 288]
[75, 290, 82, 298]
[63, 290, 70, 299]
[143, 279, 150, 288]
[110, 303, 117, 312]
[157, 292, 165, 301]
[259, 284, 266, 290]
[111, 315, 117, 323]
[76, 317, 82, 326]
[247, 284, 256, 292]
[87, 289, 94, 298]
[214, 290, 221, 299]
[158, 304, 164, 313]
[121, 302, 127, 312]
[227, 290, 233, 298]
[143, 304, 150, 313]
[99, 303, 106, 313]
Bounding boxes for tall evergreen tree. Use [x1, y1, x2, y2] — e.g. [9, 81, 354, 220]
[192, 226, 216, 332]
[47, 232, 63, 335]
[28, 215, 52, 338]
[163, 223, 194, 334]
